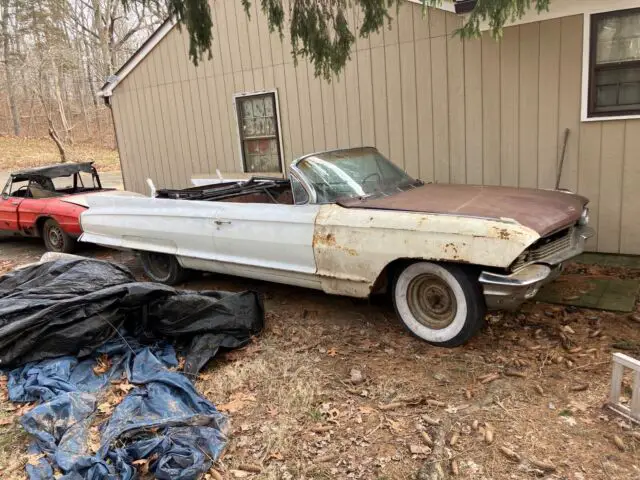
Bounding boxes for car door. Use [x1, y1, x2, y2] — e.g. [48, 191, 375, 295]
[209, 201, 320, 282]
[0, 181, 22, 232]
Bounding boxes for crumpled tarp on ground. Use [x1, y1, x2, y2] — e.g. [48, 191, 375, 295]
[0, 258, 264, 479]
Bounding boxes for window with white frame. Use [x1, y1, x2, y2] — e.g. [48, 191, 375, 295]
[587, 8, 640, 118]
[234, 92, 283, 173]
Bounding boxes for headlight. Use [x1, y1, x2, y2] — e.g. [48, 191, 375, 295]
[579, 207, 590, 226]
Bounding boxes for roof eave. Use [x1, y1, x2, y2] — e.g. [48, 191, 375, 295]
[98, 17, 177, 98]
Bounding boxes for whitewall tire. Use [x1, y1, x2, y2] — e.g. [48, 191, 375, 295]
[393, 262, 486, 347]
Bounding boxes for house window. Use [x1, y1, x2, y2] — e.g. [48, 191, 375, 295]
[235, 92, 283, 173]
[588, 8, 640, 117]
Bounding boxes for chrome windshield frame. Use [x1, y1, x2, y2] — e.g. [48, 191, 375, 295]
[289, 146, 407, 205]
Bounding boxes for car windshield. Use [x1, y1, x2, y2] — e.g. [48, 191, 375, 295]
[296, 148, 419, 203]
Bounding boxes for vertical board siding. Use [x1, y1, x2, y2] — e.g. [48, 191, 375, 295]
[414, 37, 434, 182]
[357, 48, 375, 146]
[386, 42, 404, 169]
[537, 19, 561, 190]
[578, 123, 602, 250]
[464, 37, 483, 185]
[481, 33, 501, 186]
[447, 33, 466, 184]
[597, 122, 625, 253]
[518, 23, 539, 189]
[500, 27, 520, 187]
[620, 121, 640, 254]
[431, 35, 450, 183]
[557, 15, 583, 193]
[371, 46, 389, 157]
[400, 40, 419, 178]
[113, 3, 640, 254]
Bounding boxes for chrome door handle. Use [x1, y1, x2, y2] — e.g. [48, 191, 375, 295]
[11, 201, 20, 205]
[214, 220, 231, 225]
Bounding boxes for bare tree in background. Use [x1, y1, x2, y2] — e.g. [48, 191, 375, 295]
[1, 0, 20, 135]
[0, 0, 165, 149]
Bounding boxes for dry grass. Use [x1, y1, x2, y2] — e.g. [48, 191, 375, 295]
[0, 376, 29, 480]
[0, 136, 120, 172]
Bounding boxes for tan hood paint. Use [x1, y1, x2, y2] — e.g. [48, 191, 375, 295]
[339, 184, 587, 237]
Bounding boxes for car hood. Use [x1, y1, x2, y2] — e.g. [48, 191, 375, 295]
[338, 184, 588, 236]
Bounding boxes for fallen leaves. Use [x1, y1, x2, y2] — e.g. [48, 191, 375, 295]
[132, 458, 151, 475]
[93, 354, 112, 375]
[499, 445, 521, 462]
[97, 402, 114, 415]
[218, 392, 257, 413]
[114, 380, 134, 394]
[26, 453, 44, 466]
[206, 469, 223, 480]
[229, 465, 262, 478]
[409, 444, 431, 455]
[88, 425, 101, 453]
[479, 372, 500, 384]
[613, 435, 626, 452]
[0, 260, 16, 275]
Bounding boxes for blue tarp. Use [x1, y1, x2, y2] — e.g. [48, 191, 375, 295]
[0, 258, 264, 479]
[9, 340, 227, 480]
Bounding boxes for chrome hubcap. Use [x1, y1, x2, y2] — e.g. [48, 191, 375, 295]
[406, 274, 457, 329]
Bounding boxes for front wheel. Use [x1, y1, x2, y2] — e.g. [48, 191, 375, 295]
[139, 251, 188, 285]
[392, 262, 486, 347]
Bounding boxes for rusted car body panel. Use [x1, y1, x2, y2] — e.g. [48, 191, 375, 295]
[339, 184, 588, 237]
[313, 205, 540, 297]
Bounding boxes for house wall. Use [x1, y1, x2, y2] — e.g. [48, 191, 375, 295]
[110, 0, 640, 254]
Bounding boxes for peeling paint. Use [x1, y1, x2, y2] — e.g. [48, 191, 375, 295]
[314, 205, 540, 297]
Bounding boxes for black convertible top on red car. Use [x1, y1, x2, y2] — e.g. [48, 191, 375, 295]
[11, 162, 95, 182]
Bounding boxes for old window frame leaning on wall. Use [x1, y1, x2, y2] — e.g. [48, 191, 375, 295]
[587, 7, 640, 118]
[233, 91, 284, 174]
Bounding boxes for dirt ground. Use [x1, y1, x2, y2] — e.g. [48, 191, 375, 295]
[1, 239, 640, 479]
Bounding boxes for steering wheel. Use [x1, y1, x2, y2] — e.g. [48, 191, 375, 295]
[13, 185, 30, 197]
[361, 172, 382, 188]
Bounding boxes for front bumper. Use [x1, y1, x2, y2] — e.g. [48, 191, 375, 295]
[479, 226, 594, 310]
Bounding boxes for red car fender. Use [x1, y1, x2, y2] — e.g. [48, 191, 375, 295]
[33, 200, 87, 238]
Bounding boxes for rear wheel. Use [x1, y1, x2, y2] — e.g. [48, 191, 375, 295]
[43, 219, 76, 253]
[392, 262, 485, 347]
[139, 251, 188, 285]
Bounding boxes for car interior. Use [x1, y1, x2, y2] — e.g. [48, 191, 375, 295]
[156, 177, 301, 205]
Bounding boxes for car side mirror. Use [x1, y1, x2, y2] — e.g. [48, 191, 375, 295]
[1, 193, 8, 200]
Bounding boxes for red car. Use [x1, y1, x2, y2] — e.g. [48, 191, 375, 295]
[0, 162, 111, 253]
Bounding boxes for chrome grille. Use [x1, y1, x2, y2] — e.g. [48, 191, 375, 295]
[512, 228, 573, 271]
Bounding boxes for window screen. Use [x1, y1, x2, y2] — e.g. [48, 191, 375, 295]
[235, 92, 283, 173]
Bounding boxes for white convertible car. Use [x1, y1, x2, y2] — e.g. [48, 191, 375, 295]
[80, 147, 593, 347]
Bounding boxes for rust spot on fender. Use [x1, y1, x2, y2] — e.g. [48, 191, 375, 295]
[313, 231, 358, 256]
[444, 242, 459, 255]
[492, 227, 511, 240]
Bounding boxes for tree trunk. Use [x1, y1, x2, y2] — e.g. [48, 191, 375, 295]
[52, 59, 72, 145]
[48, 122, 67, 163]
[1, 0, 21, 136]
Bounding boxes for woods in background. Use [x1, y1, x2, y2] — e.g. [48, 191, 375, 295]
[0, 0, 165, 148]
